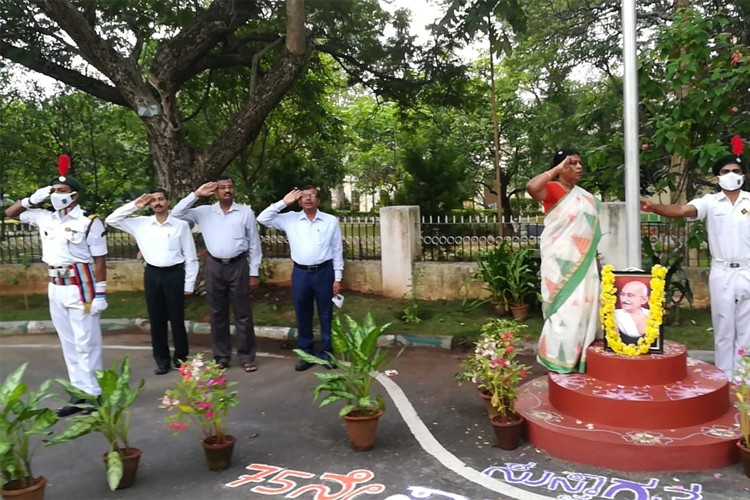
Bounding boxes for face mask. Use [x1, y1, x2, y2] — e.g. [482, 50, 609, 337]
[50, 192, 76, 211]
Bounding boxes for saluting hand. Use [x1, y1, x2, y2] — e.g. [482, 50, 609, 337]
[282, 189, 302, 206]
[134, 193, 153, 209]
[195, 182, 217, 198]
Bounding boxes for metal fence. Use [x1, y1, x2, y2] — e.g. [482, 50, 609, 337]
[0, 215, 708, 266]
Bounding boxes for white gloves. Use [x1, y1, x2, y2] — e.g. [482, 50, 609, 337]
[90, 281, 108, 315]
[26, 186, 53, 206]
[90, 297, 108, 315]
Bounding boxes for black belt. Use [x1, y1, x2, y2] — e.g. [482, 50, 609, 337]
[293, 259, 332, 271]
[146, 263, 184, 270]
[209, 253, 244, 264]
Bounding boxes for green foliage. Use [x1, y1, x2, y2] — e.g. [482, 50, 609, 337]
[640, 6, 750, 198]
[46, 357, 145, 491]
[503, 246, 540, 306]
[0, 364, 58, 490]
[641, 237, 694, 324]
[475, 241, 513, 305]
[294, 313, 401, 418]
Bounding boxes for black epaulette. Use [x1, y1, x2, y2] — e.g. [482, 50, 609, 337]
[83, 212, 106, 238]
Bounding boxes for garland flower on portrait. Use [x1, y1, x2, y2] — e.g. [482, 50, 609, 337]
[600, 264, 667, 356]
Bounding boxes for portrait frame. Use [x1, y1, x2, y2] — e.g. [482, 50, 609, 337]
[604, 270, 664, 354]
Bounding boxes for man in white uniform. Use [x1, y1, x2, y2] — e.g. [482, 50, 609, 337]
[641, 153, 750, 379]
[105, 189, 198, 375]
[5, 167, 108, 416]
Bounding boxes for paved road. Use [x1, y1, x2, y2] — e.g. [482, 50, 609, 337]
[0, 331, 747, 500]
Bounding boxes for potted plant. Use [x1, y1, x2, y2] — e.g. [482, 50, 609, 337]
[502, 247, 540, 320]
[475, 242, 512, 316]
[46, 357, 145, 491]
[159, 354, 239, 471]
[0, 363, 58, 500]
[734, 347, 750, 477]
[293, 312, 402, 451]
[456, 319, 531, 450]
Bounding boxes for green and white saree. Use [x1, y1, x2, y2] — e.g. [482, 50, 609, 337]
[537, 185, 601, 373]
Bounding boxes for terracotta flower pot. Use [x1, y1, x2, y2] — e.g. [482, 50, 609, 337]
[343, 411, 383, 451]
[509, 304, 528, 321]
[202, 434, 236, 471]
[490, 414, 525, 450]
[102, 447, 142, 490]
[737, 439, 750, 477]
[1, 476, 47, 500]
[478, 389, 499, 420]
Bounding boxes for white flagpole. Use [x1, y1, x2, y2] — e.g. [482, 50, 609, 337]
[622, 0, 642, 269]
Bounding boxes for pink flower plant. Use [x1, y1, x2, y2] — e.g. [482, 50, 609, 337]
[456, 319, 532, 422]
[159, 353, 238, 444]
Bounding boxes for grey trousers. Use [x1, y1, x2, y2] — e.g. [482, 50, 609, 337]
[204, 256, 256, 364]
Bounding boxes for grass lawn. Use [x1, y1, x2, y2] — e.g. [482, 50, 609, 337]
[0, 286, 715, 350]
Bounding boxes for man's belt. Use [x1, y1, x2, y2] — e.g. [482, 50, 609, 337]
[293, 259, 332, 271]
[713, 259, 750, 269]
[209, 253, 244, 265]
[146, 262, 184, 270]
[48, 265, 76, 279]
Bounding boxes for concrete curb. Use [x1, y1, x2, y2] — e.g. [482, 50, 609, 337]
[0, 319, 715, 361]
[0, 318, 456, 350]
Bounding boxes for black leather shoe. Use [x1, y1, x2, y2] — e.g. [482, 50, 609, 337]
[154, 366, 170, 375]
[295, 359, 314, 372]
[55, 398, 87, 417]
[216, 361, 230, 370]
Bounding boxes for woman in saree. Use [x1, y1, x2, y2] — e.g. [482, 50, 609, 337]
[526, 149, 601, 373]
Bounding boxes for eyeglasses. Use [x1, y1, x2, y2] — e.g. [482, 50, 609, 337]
[216, 185, 234, 191]
[300, 194, 318, 200]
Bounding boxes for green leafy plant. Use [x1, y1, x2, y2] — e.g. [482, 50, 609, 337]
[401, 300, 422, 324]
[475, 242, 512, 308]
[46, 357, 145, 491]
[456, 319, 531, 422]
[0, 364, 58, 491]
[503, 247, 540, 307]
[159, 354, 238, 444]
[642, 236, 694, 324]
[734, 347, 750, 447]
[294, 313, 401, 417]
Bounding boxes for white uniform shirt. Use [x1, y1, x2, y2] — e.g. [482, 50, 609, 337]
[20, 205, 107, 266]
[688, 190, 750, 263]
[257, 201, 344, 281]
[105, 201, 199, 293]
[171, 193, 262, 276]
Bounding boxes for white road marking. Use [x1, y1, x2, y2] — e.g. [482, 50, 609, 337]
[376, 373, 554, 500]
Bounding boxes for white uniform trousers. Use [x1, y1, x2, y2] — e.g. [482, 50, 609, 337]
[709, 262, 750, 380]
[48, 282, 103, 395]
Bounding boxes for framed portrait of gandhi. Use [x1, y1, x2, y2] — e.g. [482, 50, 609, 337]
[604, 271, 664, 354]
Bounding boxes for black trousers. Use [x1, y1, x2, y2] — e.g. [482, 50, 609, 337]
[144, 264, 188, 368]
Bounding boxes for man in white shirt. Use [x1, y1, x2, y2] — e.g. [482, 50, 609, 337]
[641, 153, 750, 379]
[614, 280, 650, 344]
[257, 185, 344, 371]
[5, 168, 107, 417]
[105, 189, 199, 375]
[171, 176, 262, 372]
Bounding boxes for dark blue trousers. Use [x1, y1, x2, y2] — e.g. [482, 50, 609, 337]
[292, 262, 334, 358]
